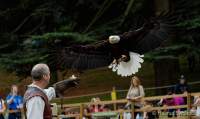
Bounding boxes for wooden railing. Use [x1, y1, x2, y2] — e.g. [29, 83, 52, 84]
[55, 92, 200, 119]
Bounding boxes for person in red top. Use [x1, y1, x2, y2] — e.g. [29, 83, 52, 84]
[88, 97, 104, 113]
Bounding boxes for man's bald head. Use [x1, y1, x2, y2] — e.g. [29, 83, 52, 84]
[31, 63, 50, 81]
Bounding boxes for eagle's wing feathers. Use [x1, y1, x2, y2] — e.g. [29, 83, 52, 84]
[119, 15, 175, 54]
[50, 14, 175, 77]
[50, 40, 113, 70]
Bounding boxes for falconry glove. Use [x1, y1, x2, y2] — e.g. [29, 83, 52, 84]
[53, 75, 79, 97]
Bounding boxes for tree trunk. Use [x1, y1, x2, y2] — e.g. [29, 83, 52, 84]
[154, 56, 180, 95]
[154, 0, 170, 15]
[56, 69, 63, 81]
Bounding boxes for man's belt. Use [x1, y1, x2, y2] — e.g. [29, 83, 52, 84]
[9, 109, 21, 113]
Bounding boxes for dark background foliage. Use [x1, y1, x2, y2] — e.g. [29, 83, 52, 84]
[0, 0, 199, 81]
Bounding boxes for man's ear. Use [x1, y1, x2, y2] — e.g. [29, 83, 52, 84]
[43, 75, 50, 84]
[42, 74, 48, 80]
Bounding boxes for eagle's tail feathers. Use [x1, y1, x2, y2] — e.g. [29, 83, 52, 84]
[109, 52, 144, 77]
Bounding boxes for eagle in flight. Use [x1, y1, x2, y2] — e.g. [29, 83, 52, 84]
[54, 16, 174, 77]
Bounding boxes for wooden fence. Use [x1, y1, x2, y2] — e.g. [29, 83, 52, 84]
[54, 92, 200, 119]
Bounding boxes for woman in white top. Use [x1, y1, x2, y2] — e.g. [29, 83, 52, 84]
[126, 76, 145, 118]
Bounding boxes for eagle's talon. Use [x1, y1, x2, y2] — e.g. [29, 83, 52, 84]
[118, 55, 128, 62]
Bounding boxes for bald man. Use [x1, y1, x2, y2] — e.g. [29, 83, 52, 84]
[24, 63, 78, 119]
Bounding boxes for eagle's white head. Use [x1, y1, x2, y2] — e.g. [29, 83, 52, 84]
[109, 35, 120, 44]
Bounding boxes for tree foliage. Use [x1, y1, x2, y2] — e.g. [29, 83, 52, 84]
[0, 0, 199, 78]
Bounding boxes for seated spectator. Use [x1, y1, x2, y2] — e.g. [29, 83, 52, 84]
[87, 97, 104, 113]
[0, 96, 6, 119]
[64, 108, 79, 119]
[103, 105, 111, 112]
[83, 97, 106, 119]
[142, 101, 159, 119]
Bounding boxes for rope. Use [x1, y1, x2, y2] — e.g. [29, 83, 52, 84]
[118, 80, 200, 92]
[54, 91, 111, 100]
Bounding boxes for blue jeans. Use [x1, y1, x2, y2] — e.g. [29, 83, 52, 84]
[0, 114, 4, 119]
[8, 112, 21, 119]
[168, 109, 177, 117]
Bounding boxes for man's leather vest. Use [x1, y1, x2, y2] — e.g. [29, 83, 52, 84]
[24, 86, 52, 119]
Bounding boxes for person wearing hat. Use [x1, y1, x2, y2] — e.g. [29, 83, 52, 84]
[174, 75, 190, 94]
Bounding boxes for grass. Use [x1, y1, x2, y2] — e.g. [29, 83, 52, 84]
[51, 57, 200, 104]
[50, 61, 155, 104]
[61, 61, 155, 98]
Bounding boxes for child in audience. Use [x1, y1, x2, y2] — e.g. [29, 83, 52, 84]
[142, 101, 159, 119]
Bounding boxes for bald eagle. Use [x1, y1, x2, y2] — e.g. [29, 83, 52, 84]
[54, 17, 174, 77]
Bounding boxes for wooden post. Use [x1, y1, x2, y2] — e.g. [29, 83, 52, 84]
[131, 101, 135, 119]
[154, 0, 170, 15]
[187, 92, 191, 119]
[60, 97, 64, 115]
[80, 104, 84, 119]
[113, 103, 117, 111]
[56, 69, 63, 81]
[120, 112, 123, 119]
[111, 87, 117, 110]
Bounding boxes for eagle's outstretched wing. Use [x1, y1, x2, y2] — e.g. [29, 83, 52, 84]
[119, 14, 175, 54]
[49, 40, 113, 70]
